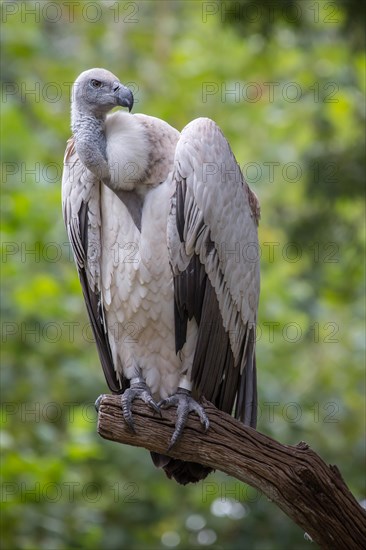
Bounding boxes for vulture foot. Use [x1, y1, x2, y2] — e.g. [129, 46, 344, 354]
[121, 377, 160, 433]
[159, 388, 209, 450]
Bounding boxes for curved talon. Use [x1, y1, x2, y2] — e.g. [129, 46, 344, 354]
[121, 382, 160, 433]
[147, 395, 161, 416]
[159, 388, 209, 450]
[95, 394, 104, 412]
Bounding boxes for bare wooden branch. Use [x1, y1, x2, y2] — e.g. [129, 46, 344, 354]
[97, 394, 366, 549]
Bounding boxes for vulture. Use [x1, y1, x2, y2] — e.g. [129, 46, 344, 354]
[62, 68, 260, 485]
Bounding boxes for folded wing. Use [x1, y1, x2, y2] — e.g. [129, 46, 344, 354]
[62, 138, 127, 394]
[168, 118, 260, 426]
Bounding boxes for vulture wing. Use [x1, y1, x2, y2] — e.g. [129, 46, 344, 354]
[62, 138, 127, 394]
[168, 118, 260, 426]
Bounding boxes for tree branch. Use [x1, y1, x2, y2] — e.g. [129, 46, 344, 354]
[97, 394, 365, 549]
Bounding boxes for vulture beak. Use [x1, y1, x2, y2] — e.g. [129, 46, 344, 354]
[114, 82, 134, 112]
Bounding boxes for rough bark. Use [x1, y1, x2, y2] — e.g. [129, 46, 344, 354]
[97, 394, 366, 549]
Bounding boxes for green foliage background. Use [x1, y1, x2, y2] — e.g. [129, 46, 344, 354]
[1, 1, 365, 548]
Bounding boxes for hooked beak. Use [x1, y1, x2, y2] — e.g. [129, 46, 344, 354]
[113, 82, 134, 112]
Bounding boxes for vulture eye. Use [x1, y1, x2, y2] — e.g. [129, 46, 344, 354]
[90, 79, 102, 89]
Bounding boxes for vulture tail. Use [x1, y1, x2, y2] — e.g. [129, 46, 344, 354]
[150, 452, 212, 485]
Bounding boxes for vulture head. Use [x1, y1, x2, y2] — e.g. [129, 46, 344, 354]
[70, 68, 136, 186]
[71, 68, 134, 119]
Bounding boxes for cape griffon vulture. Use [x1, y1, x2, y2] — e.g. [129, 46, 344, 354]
[62, 68, 260, 485]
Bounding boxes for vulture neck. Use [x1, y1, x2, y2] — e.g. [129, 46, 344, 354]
[72, 109, 109, 180]
[72, 108, 143, 231]
[72, 109, 107, 147]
